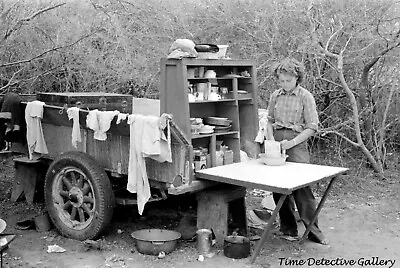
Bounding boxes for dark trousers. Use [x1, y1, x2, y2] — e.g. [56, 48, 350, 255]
[272, 129, 325, 243]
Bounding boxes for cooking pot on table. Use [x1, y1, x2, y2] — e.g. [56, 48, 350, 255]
[131, 229, 181, 255]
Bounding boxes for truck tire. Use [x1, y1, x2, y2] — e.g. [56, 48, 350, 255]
[45, 151, 115, 240]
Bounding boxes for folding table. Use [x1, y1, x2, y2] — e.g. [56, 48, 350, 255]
[195, 159, 348, 264]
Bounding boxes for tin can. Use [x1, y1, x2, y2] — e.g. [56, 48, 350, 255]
[196, 229, 212, 254]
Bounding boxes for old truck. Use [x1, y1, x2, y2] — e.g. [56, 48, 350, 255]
[5, 58, 259, 241]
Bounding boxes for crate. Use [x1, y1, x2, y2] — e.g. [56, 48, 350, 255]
[36, 92, 133, 113]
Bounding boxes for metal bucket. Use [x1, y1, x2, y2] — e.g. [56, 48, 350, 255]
[34, 213, 51, 232]
[196, 229, 212, 254]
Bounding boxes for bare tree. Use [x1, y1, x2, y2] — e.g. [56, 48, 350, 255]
[306, 0, 400, 176]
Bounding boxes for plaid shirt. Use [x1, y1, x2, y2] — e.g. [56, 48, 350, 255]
[267, 86, 319, 132]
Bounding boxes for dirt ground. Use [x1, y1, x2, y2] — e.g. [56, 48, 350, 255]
[1, 153, 399, 268]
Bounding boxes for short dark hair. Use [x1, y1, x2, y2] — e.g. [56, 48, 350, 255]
[272, 58, 305, 84]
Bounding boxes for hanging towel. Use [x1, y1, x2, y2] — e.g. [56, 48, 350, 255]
[116, 113, 128, 124]
[127, 114, 173, 215]
[142, 114, 172, 163]
[25, 100, 48, 159]
[86, 109, 120, 140]
[127, 114, 150, 215]
[255, 117, 269, 143]
[67, 107, 81, 148]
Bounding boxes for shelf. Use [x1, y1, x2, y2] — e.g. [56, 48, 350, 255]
[191, 131, 239, 139]
[178, 58, 256, 66]
[238, 97, 253, 101]
[188, 77, 251, 82]
[160, 58, 259, 177]
[189, 99, 235, 103]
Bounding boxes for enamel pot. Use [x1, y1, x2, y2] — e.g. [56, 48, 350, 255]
[223, 235, 251, 259]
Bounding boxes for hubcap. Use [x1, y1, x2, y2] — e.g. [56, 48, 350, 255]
[52, 167, 96, 230]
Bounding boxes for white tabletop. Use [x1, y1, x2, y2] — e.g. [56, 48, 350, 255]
[195, 159, 349, 194]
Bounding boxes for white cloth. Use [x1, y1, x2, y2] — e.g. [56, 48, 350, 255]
[142, 114, 172, 163]
[255, 117, 269, 143]
[127, 114, 150, 215]
[67, 107, 81, 148]
[25, 101, 48, 159]
[86, 109, 120, 141]
[116, 113, 128, 124]
[127, 114, 172, 215]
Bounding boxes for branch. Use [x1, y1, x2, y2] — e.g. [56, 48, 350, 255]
[0, 65, 27, 93]
[317, 76, 343, 88]
[0, 0, 21, 23]
[3, 2, 66, 41]
[0, 33, 91, 68]
[362, 39, 400, 81]
[321, 118, 355, 132]
[377, 78, 397, 152]
[319, 130, 360, 147]
[340, 35, 352, 54]
[325, 21, 343, 52]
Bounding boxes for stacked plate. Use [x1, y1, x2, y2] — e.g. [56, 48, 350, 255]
[204, 116, 232, 126]
[204, 117, 232, 133]
[199, 125, 215, 134]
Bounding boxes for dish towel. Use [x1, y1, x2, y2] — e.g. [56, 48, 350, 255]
[127, 114, 150, 215]
[142, 113, 172, 163]
[127, 114, 173, 215]
[116, 113, 128, 124]
[86, 109, 120, 141]
[255, 117, 269, 143]
[67, 107, 81, 148]
[25, 101, 48, 159]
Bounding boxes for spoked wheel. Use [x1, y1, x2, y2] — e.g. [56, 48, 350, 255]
[45, 151, 115, 240]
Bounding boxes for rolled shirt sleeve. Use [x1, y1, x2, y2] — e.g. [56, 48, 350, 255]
[303, 91, 319, 131]
[267, 91, 277, 123]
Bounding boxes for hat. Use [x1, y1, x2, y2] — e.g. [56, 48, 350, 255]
[0, 219, 6, 233]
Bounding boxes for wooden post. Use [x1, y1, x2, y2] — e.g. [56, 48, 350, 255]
[196, 185, 247, 247]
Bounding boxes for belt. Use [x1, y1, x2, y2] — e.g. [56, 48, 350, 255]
[275, 127, 294, 131]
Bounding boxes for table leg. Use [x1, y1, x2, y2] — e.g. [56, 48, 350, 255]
[299, 176, 337, 244]
[250, 194, 288, 264]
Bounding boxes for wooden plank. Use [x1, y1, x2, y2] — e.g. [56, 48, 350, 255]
[37, 92, 133, 113]
[146, 142, 184, 184]
[196, 185, 247, 247]
[196, 192, 228, 247]
[167, 180, 217, 195]
[85, 131, 128, 173]
[42, 123, 87, 158]
[132, 98, 160, 116]
[239, 102, 259, 159]
[195, 160, 349, 194]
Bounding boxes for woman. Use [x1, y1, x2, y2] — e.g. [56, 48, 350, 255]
[266, 58, 328, 245]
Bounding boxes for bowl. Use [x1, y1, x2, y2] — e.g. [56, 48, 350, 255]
[259, 153, 287, 166]
[0, 219, 6, 233]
